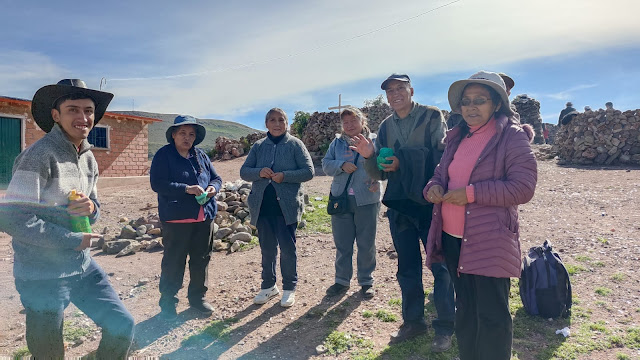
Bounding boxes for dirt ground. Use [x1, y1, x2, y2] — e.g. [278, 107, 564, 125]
[1, 148, 639, 359]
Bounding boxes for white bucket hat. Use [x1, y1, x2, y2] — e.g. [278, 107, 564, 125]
[448, 71, 515, 116]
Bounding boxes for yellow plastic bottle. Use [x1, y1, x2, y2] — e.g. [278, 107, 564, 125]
[68, 190, 92, 233]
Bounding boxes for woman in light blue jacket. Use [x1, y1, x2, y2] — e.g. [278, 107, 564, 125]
[322, 107, 381, 299]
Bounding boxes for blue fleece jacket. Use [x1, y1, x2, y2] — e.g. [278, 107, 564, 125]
[150, 144, 222, 222]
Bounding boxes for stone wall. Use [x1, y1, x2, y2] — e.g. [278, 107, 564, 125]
[214, 132, 265, 160]
[300, 103, 393, 162]
[552, 108, 640, 165]
[512, 95, 544, 144]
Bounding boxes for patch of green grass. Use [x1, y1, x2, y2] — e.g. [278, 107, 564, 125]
[597, 237, 609, 245]
[595, 300, 612, 311]
[12, 347, 31, 360]
[323, 331, 374, 356]
[377, 331, 459, 360]
[572, 305, 592, 319]
[565, 263, 587, 276]
[238, 236, 259, 251]
[301, 196, 332, 233]
[181, 318, 239, 345]
[607, 335, 624, 348]
[616, 353, 631, 360]
[588, 321, 608, 333]
[542, 322, 609, 359]
[625, 327, 640, 349]
[574, 255, 592, 263]
[375, 310, 398, 322]
[595, 287, 612, 296]
[593, 260, 606, 267]
[611, 273, 626, 282]
[388, 298, 402, 307]
[362, 310, 373, 318]
[63, 321, 92, 343]
[573, 297, 581, 305]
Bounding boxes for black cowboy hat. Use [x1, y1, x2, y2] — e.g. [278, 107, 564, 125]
[31, 79, 114, 133]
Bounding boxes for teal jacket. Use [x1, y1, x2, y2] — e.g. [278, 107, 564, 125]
[0, 124, 99, 280]
[240, 132, 314, 225]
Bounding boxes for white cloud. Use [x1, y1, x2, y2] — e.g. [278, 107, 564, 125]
[102, 0, 640, 117]
[0, 51, 70, 97]
[543, 84, 598, 100]
[3, 0, 640, 119]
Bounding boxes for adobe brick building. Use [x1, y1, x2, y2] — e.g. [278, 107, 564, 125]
[0, 96, 160, 188]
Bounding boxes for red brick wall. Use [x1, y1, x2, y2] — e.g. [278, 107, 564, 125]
[96, 115, 150, 177]
[0, 99, 151, 177]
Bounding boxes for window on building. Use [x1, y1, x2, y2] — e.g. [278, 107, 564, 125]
[88, 125, 109, 149]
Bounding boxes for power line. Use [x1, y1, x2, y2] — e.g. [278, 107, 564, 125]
[109, 0, 460, 82]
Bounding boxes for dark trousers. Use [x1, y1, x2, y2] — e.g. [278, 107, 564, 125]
[159, 220, 213, 307]
[431, 262, 455, 336]
[14, 259, 134, 360]
[256, 215, 298, 291]
[388, 210, 455, 334]
[442, 232, 512, 360]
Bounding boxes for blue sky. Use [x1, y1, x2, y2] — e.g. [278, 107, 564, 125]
[1, 0, 639, 131]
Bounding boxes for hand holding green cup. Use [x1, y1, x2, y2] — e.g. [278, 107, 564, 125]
[377, 147, 394, 170]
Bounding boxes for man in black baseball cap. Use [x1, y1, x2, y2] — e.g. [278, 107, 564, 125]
[351, 73, 454, 351]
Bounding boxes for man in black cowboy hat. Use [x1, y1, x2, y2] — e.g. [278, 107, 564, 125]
[1, 79, 134, 359]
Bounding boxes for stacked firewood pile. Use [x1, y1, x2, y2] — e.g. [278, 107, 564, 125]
[553, 108, 640, 165]
[214, 132, 265, 160]
[512, 95, 544, 144]
[361, 102, 393, 133]
[300, 104, 393, 162]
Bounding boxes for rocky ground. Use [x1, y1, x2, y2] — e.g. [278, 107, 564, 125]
[1, 147, 639, 360]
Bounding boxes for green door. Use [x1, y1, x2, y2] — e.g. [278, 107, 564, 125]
[0, 117, 22, 189]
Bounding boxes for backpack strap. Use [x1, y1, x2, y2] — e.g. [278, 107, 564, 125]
[560, 259, 573, 318]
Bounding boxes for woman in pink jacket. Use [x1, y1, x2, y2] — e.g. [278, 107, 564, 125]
[424, 71, 537, 360]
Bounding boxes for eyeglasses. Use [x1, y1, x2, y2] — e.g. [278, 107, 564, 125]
[460, 97, 491, 107]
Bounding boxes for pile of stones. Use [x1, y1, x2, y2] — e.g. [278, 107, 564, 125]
[512, 95, 544, 144]
[300, 103, 393, 162]
[101, 180, 260, 257]
[214, 132, 265, 160]
[553, 108, 640, 165]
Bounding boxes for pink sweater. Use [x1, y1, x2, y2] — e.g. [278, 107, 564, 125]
[442, 117, 497, 236]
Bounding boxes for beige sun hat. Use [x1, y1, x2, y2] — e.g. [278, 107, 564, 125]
[448, 71, 515, 116]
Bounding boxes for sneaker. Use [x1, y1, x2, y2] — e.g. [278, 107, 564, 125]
[389, 322, 428, 344]
[431, 334, 452, 352]
[159, 305, 177, 321]
[360, 285, 375, 299]
[253, 285, 280, 305]
[190, 301, 214, 316]
[280, 290, 295, 307]
[326, 283, 349, 296]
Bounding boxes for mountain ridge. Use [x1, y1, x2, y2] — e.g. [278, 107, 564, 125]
[111, 111, 261, 157]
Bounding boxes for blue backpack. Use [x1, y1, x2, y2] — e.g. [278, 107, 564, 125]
[519, 241, 572, 318]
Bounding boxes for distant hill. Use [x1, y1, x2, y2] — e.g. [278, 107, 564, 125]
[112, 111, 261, 157]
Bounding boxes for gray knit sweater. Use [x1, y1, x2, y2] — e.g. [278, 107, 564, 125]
[1, 124, 99, 280]
[240, 132, 314, 226]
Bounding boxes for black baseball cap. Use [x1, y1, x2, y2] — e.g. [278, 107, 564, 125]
[381, 74, 411, 90]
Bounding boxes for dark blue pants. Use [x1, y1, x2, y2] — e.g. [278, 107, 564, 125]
[14, 259, 134, 359]
[257, 215, 298, 291]
[388, 210, 455, 335]
[442, 232, 512, 360]
[159, 220, 213, 307]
